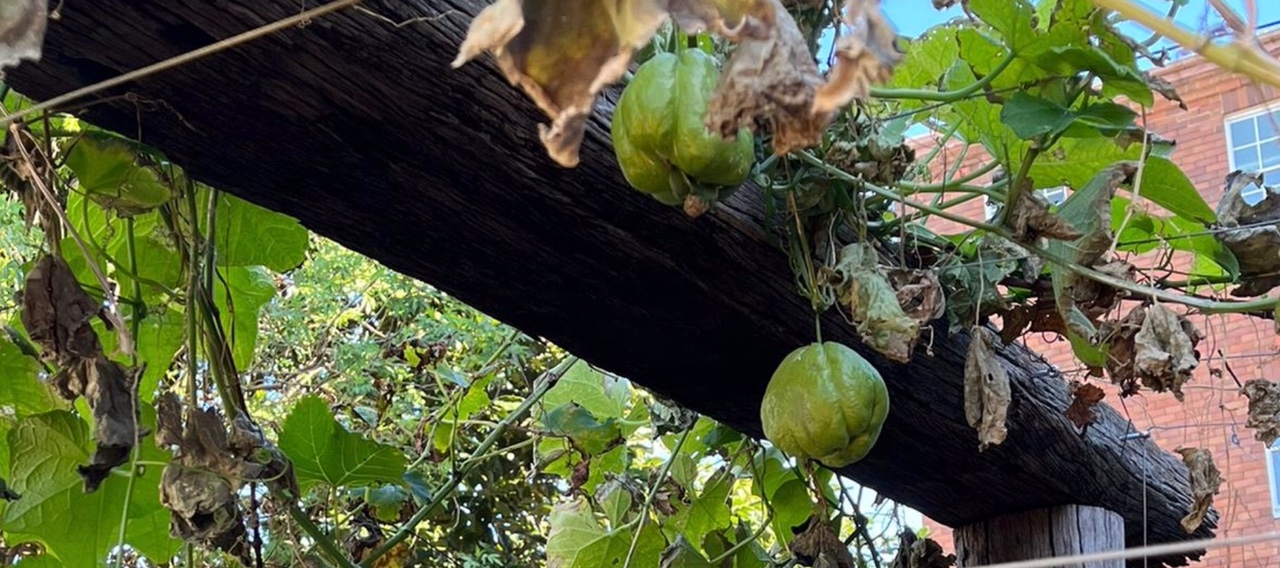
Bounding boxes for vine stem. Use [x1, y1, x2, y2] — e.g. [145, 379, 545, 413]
[287, 502, 357, 568]
[112, 218, 146, 568]
[1092, 0, 1280, 88]
[871, 51, 1016, 102]
[357, 356, 577, 568]
[797, 151, 1279, 315]
[621, 427, 693, 568]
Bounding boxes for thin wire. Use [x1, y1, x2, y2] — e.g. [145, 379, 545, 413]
[0, 0, 364, 129]
[964, 532, 1280, 568]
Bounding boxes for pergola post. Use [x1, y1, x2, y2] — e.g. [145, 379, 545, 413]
[955, 505, 1125, 567]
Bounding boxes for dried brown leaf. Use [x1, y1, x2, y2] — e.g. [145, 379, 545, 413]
[1065, 380, 1105, 430]
[964, 326, 1010, 450]
[1176, 447, 1221, 534]
[889, 531, 955, 568]
[453, 0, 669, 167]
[887, 268, 945, 323]
[1215, 171, 1280, 296]
[1134, 304, 1201, 401]
[21, 255, 102, 364]
[1241, 379, 1280, 446]
[812, 0, 902, 115]
[1006, 181, 1083, 243]
[706, 0, 828, 155]
[791, 516, 855, 568]
[74, 356, 141, 492]
[1098, 304, 1145, 397]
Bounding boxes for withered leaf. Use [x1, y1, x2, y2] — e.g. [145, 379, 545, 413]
[1005, 182, 1083, 243]
[790, 516, 855, 568]
[964, 326, 1010, 450]
[1098, 304, 1145, 397]
[1215, 171, 1280, 297]
[453, 0, 670, 167]
[706, 0, 828, 155]
[0, 0, 46, 70]
[833, 243, 920, 363]
[1176, 447, 1221, 534]
[887, 268, 945, 324]
[889, 531, 955, 568]
[1065, 380, 1105, 431]
[1241, 379, 1280, 446]
[21, 254, 102, 364]
[1133, 304, 1201, 401]
[812, 0, 902, 115]
[74, 356, 141, 492]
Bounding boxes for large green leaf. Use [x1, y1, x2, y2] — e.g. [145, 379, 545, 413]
[3, 411, 179, 566]
[545, 497, 664, 568]
[669, 470, 732, 546]
[107, 212, 182, 302]
[542, 403, 623, 456]
[1000, 93, 1076, 139]
[65, 137, 171, 215]
[1130, 157, 1216, 224]
[0, 336, 56, 416]
[279, 395, 407, 491]
[1029, 137, 1140, 189]
[541, 361, 630, 420]
[199, 188, 308, 272]
[213, 266, 277, 370]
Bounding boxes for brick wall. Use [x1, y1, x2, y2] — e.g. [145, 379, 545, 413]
[908, 33, 1280, 566]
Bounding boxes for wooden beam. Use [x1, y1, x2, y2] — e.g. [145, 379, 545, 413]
[6, 1, 1213, 564]
[955, 505, 1125, 568]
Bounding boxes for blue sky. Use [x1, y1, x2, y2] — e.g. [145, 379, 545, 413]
[883, 0, 1280, 41]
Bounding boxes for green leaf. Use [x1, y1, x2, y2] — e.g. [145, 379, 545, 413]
[1035, 45, 1153, 107]
[65, 137, 171, 215]
[1029, 137, 1140, 189]
[597, 480, 633, 528]
[584, 445, 629, 495]
[661, 536, 714, 568]
[546, 497, 664, 568]
[3, 411, 179, 566]
[1132, 157, 1216, 224]
[363, 484, 409, 522]
[670, 471, 732, 546]
[542, 403, 623, 456]
[1000, 93, 1076, 139]
[213, 266, 277, 370]
[199, 188, 308, 272]
[542, 361, 629, 420]
[108, 213, 182, 302]
[97, 307, 185, 402]
[279, 396, 408, 491]
[0, 336, 56, 416]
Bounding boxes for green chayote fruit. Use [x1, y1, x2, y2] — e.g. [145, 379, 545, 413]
[760, 342, 890, 468]
[611, 49, 754, 216]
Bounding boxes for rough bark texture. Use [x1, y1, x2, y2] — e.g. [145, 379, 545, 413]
[7, 1, 1212, 564]
[956, 505, 1126, 567]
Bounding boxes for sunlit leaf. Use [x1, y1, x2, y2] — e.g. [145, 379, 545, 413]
[278, 396, 407, 491]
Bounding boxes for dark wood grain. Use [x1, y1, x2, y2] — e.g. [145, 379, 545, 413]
[6, 1, 1213, 564]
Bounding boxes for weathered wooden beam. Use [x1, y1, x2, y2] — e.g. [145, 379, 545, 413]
[956, 505, 1125, 567]
[6, 1, 1212, 564]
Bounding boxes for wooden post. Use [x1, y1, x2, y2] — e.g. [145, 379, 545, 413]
[955, 505, 1125, 567]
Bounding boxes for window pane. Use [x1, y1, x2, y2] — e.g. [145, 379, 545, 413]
[1231, 118, 1257, 146]
[1260, 113, 1280, 140]
[1235, 146, 1260, 170]
[1265, 170, 1280, 186]
[1243, 184, 1268, 206]
[1263, 140, 1280, 169]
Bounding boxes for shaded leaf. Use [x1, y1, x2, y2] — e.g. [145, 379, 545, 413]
[831, 243, 920, 363]
[1241, 380, 1280, 446]
[790, 516, 854, 568]
[0, 333, 56, 415]
[887, 268, 945, 324]
[212, 266, 276, 370]
[65, 137, 170, 215]
[889, 530, 955, 568]
[963, 326, 1009, 450]
[660, 535, 714, 568]
[1134, 157, 1215, 224]
[546, 496, 664, 568]
[542, 403, 624, 456]
[999, 93, 1076, 140]
[1175, 447, 1220, 534]
[669, 469, 732, 546]
[278, 396, 407, 491]
[1005, 180, 1083, 243]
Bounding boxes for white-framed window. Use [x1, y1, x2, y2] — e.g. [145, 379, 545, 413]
[1225, 106, 1280, 205]
[984, 187, 1069, 220]
[1267, 440, 1280, 518]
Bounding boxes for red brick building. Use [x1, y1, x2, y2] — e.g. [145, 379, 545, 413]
[914, 31, 1280, 566]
